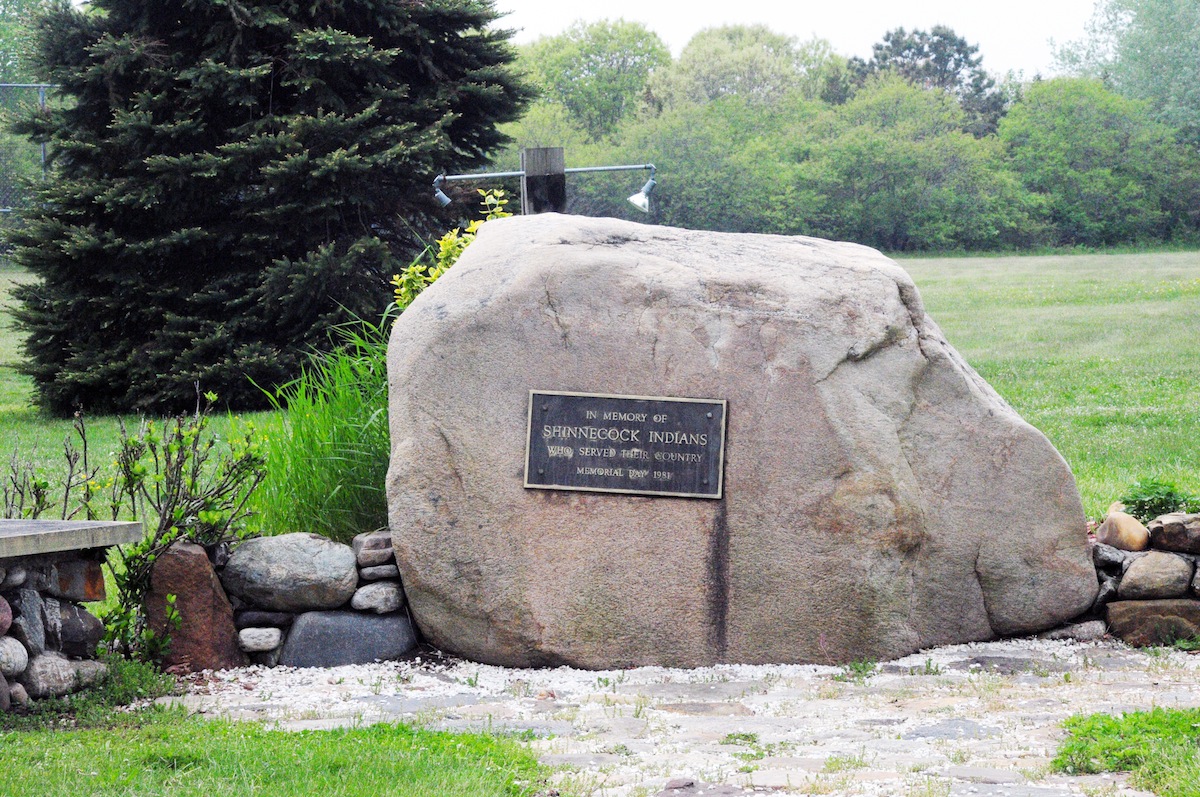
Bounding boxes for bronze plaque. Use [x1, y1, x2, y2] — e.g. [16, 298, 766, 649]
[524, 391, 727, 499]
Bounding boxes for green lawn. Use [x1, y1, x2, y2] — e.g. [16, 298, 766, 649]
[1, 260, 279, 512]
[902, 251, 1200, 517]
[0, 714, 553, 797]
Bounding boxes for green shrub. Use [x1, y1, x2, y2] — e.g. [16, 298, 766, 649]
[1120, 477, 1200, 522]
[252, 312, 394, 543]
[102, 400, 267, 660]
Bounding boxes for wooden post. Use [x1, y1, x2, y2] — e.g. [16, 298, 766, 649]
[520, 147, 566, 214]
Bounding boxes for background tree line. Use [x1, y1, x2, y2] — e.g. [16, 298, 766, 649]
[493, 1, 1200, 252]
[2, 0, 1195, 414]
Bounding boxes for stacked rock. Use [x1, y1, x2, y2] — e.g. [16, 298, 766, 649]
[350, 530, 405, 614]
[1091, 505, 1200, 646]
[218, 532, 417, 669]
[0, 554, 108, 710]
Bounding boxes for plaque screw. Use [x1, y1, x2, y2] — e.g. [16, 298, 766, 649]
[702, 478, 709, 485]
[538, 468, 545, 475]
[541, 405, 548, 411]
[706, 412, 713, 418]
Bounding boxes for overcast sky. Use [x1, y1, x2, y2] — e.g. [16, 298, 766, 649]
[492, 0, 1100, 78]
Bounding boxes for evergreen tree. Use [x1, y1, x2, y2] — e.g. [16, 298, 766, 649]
[851, 26, 1006, 136]
[9, 0, 528, 414]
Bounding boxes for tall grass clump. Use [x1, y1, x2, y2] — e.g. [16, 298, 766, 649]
[252, 312, 393, 543]
[253, 191, 510, 542]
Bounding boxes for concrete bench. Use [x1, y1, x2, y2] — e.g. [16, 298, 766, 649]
[0, 519, 144, 560]
[1, 519, 147, 706]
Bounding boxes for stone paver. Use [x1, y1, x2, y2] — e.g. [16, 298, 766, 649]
[173, 638, 1200, 796]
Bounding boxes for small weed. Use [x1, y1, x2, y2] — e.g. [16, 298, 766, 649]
[904, 775, 951, 797]
[1171, 635, 1200, 652]
[1120, 477, 1200, 523]
[815, 683, 844, 700]
[720, 732, 760, 746]
[823, 749, 871, 772]
[795, 773, 850, 795]
[946, 748, 970, 765]
[1080, 785, 1120, 797]
[833, 659, 877, 683]
[910, 658, 943, 676]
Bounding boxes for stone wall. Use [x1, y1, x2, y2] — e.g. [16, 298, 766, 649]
[0, 551, 107, 710]
[1093, 512, 1200, 645]
[149, 532, 419, 672]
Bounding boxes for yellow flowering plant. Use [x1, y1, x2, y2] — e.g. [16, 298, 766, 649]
[390, 189, 511, 310]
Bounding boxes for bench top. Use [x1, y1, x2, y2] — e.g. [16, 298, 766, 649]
[0, 519, 145, 559]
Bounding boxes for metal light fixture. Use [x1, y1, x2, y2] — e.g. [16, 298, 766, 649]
[432, 175, 452, 207]
[431, 156, 656, 215]
[627, 168, 656, 213]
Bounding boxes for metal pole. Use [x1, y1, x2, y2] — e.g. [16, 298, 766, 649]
[38, 84, 47, 178]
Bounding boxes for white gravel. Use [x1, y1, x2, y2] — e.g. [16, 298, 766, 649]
[168, 637, 1199, 797]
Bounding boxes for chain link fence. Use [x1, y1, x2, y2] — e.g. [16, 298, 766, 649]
[0, 82, 51, 215]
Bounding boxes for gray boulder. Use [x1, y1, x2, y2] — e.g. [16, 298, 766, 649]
[238, 627, 283, 653]
[0, 567, 25, 590]
[18, 652, 105, 699]
[0, 636, 28, 677]
[1091, 543, 1126, 573]
[234, 610, 294, 629]
[221, 533, 357, 612]
[278, 610, 417, 668]
[1118, 551, 1194, 600]
[351, 582, 404, 614]
[5, 589, 45, 656]
[359, 564, 400, 581]
[386, 215, 1097, 668]
[39, 596, 98, 655]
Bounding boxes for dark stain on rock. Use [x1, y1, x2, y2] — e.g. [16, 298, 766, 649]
[707, 502, 730, 659]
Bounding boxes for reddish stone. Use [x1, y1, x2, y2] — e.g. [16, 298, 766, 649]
[0, 596, 11, 637]
[49, 560, 106, 603]
[1148, 513, 1200, 555]
[1107, 599, 1200, 647]
[146, 541, 247, 672]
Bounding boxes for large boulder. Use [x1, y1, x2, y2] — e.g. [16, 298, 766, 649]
[221, 533, 357, 612]
[386, 215, 1097, 669]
